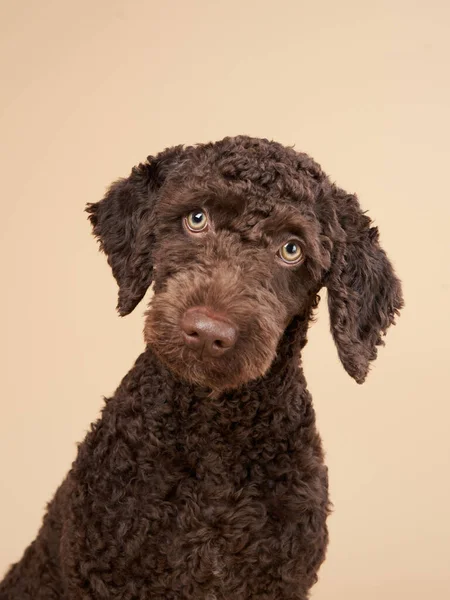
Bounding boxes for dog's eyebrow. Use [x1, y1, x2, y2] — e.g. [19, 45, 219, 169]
[203, 193, 246, 211]
[257, 207, 312, 238]
[158, 187, 245, 218]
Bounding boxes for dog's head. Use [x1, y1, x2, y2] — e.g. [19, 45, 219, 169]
[87, 136, 403, 391]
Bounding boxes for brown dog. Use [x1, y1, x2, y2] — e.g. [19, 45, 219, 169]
[0, 136, 403, 599]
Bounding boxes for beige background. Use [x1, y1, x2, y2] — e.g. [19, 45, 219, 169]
[1, 1, 449, 597]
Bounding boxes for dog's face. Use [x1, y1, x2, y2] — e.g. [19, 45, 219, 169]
[144, 187, 326, 390]
[87, 136, 403, 390]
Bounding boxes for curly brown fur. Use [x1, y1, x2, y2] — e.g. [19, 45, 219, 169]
[0, 136, 403, 599]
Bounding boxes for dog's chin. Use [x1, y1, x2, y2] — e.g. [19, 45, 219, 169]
[145, 329, 277, 393]
[152, 345, 273, 392]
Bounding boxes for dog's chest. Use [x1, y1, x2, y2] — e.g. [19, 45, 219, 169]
[116, 436, 305, 598]
[76, 390, 327, 598]
[99, 399, 322, 597]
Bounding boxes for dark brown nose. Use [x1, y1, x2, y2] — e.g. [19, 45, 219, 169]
[181, 307, 238, 358]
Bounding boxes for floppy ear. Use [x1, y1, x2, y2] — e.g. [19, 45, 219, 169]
[326, 187, 403, 383]
[86, 146, 183, 316]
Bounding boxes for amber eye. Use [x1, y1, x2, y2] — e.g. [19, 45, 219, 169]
[279, 240, 303, 264]
[185, 210, 208, 232]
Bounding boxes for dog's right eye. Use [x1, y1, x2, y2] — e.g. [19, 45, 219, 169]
[185, 210, 209, 233]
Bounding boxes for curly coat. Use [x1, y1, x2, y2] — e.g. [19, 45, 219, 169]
[0, 136, 403, 599]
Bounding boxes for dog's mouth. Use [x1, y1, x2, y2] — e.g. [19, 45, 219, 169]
[143, 273, 286, 391]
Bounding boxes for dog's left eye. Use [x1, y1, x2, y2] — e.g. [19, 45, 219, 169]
[278, 240, 303, 264]
[185, 210, 209, 232]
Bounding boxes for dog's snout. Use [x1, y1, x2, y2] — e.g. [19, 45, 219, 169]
[181, 307, 238, 358]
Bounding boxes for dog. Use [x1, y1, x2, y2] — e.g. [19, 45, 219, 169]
[0, 135, 403, 599]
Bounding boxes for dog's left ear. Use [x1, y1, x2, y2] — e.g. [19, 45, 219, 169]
[86, 146, 184, 316]
[325, 187, 404, 383]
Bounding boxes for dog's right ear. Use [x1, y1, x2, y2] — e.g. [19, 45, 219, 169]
[86, 146, 184, 316]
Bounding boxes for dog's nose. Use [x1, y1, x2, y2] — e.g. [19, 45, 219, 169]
[181, 307, 238, 357]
